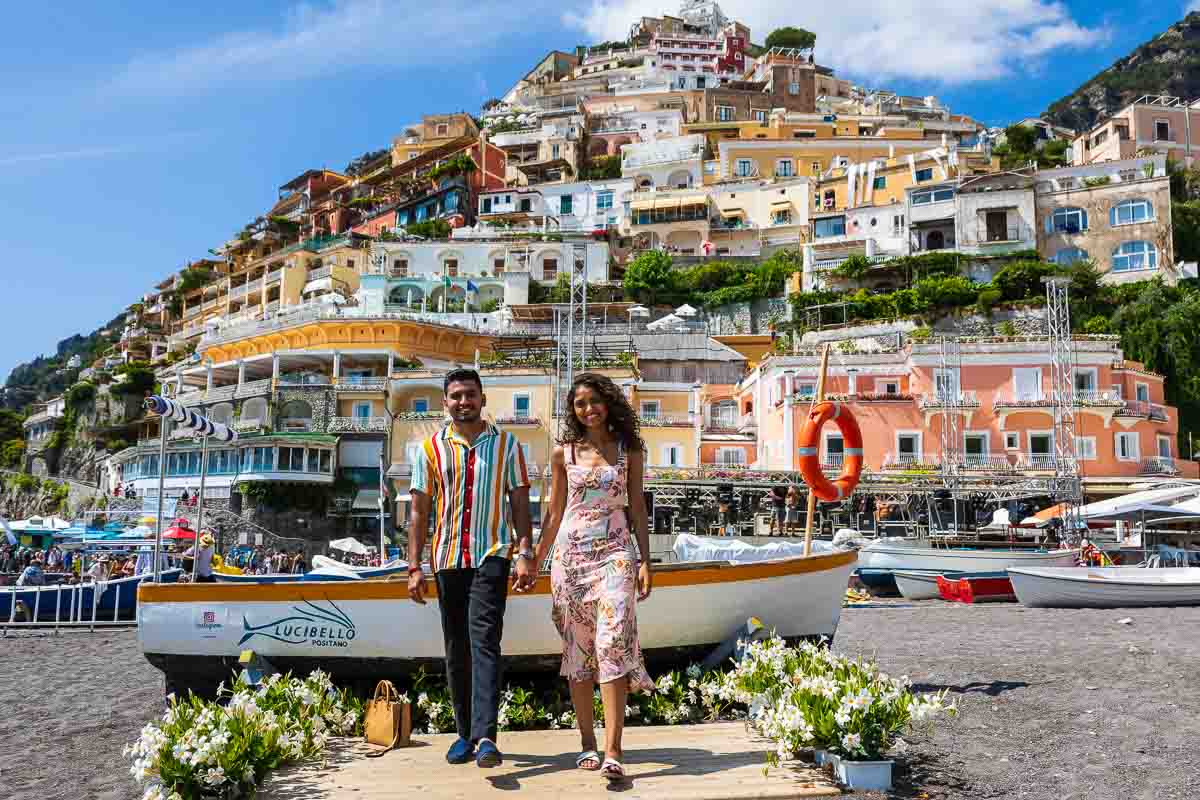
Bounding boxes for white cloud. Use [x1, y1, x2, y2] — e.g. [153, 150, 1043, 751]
[0, 132, 206, 167]
[109, 0, 543, 95]
[563, 0, 1108, 84]
[1188, 1, 1200, 14]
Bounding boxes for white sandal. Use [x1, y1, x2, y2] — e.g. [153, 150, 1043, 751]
[576, 750, 602, 770]
[601, 758, 625, 781]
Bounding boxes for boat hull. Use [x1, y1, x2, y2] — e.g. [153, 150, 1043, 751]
[1009, 567, 1200, 609]
[891, 570, 946, 600]
[139, 550, 859, 695]
[859, 543, 1078, 573]
[0, 570, 181, 622]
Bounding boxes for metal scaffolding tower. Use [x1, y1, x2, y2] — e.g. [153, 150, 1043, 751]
[553, 244, 589, 434]
[1044, 277, 1083, 538]
[938, 336, 963, 531]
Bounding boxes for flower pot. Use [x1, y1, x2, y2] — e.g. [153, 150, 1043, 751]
[833, 757, 893, 791]
[812, 749, 830, 765]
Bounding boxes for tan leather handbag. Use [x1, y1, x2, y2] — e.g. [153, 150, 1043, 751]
[364, 679, 411, 757]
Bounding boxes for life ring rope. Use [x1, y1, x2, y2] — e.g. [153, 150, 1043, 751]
[797, 401, 865, 502]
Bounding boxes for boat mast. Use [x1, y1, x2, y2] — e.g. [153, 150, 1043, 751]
[802, 344, 831, 556]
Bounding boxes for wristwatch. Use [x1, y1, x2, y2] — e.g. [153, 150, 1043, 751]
[516, 549, 536, 562]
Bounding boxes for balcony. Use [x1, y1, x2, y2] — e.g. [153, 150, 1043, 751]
[703, 415, 740, 433]
[1141, 456, 1181, 476]
[738, 413, 756, 432]
[1025, 454, 1057, 470]
[1074, 390, 1125, 408]
[234, 417, 266, 432]
[993, 393, 1053, 410]
[975, 222, 1029, 245]
[960, 454, 1020, 473]
[329, 416, 389, 434]
[265, 269, 283, 285]
[882, 452, 940, 471]
[853, 392, 913, 403]
[1116, 400, 1169, 422]
[307, 266, 333, 282]
[642, 413, 695, 428]
[278, 374, 332, 387]
[280, 417, 316, 432]
[337, 376, 388, 391]
[230, 284, 250, 300]
[236, 379, 273, 399]
[919, 390, 980, 410]
[265, 301, 280, 313]
[494, 414, 541, 426]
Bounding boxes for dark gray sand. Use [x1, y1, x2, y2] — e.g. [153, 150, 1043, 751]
[3, 603, 1198, 799]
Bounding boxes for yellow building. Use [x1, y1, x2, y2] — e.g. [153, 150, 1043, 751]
[391, 114, 481, 165]
[630, 382, 701, 468]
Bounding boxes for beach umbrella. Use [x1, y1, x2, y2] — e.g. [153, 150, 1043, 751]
[330, 537, 369, 555]
[674, 304, 698, 317]
[163, 518, 196, 540]
[646, 313, 685, 331]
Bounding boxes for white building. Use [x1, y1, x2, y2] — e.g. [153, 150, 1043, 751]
[622, 134, 706, 191]
[477, 179, 634, 234]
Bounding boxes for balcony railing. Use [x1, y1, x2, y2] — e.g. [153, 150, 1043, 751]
[976, 223, 1028, 244]
[337, 376, 387, 390]
[641, 414, 695, 428]
[329, 416, 389, 433]
[307, 266, 333, 282]
[230, 284, 250, 299]
[494, 414, 541, 426]
[1140, 456, 1181, 476]
[234, 418, 266, 432]
[183, 306, 201, 319]
[236, 379, 273, 399]
[1025, 454, 1057, 470]
[1074, 390, 1124, 407]
[960, 454, 1020, 472]
[1117, 400, 1169, 421]
[704, 415, 740, 432]
[278, 375, 332, 387]
[919, 390, 980, 409]
[738, 413, 756, 431]
[280, 417, 315, 432]
[854, 392, 913, 403]
[882, 452, 940, 470]
[993, 393, 1053, 409]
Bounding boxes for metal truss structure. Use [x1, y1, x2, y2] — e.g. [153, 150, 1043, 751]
[552, 244, 590, 434]
[1044, 277, 1083, 538]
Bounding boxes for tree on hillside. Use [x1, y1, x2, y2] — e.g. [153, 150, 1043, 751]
[623, 251, 675, 306]
[764, 27, 816, 52]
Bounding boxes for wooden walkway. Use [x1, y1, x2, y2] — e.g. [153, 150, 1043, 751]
[258, 723, 841, 799]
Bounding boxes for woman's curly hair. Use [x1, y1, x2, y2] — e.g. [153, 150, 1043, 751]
[561, 372, 645, 454]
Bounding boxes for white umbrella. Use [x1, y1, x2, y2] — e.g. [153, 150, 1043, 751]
[675, 304, 698, 317]
[646, 313, 685, 331]
[329, 537, 369, 555]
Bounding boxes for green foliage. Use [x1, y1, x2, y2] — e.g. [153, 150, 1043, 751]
[830, 254, 871, 281]
[13, 472, 40, 493]
[1174, 201, 1200, 263]
[1, 439, 25, 468]
[177, 266, 215, 294]
[428, 154, 476, 182]
[580, 154, 622, 180]
[623, 250, 676, 305]
[1082, 316, 1112, 334]
[112, 362, 156, 397]
[915, 275, 982, 309]
[976, 288, 1003, 312]
[909, 327, 934, 342]
[404, 219, 452, 240]
[479, 298, 501, 313]
[65, 381, 96, 410]
[764, 26, 816, 51]
[991, 260, 1057, 301]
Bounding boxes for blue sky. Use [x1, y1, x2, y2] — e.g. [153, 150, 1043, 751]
[1, 0, 1194, 383]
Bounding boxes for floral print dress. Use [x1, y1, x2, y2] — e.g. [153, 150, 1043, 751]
[550, 443, 653, 692]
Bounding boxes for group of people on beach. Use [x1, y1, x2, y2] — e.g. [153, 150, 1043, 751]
[0, 542, 147, 586]
[406, 368, 652, 781]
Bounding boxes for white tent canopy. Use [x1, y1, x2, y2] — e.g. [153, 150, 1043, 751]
[329, 537, 369, 555]
[1027, 486, 1200, 526]
[674, 304, 698, 317]
[646, 313, 686, 331]
[10, 516, 72, 531]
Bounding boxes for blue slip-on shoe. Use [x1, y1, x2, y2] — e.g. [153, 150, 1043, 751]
[476, 738, 503, 768]
[446, 737, 475, 765]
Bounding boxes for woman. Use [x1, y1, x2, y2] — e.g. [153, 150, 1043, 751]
[525, 373, 653, 781]
[784, 484, 803, 530]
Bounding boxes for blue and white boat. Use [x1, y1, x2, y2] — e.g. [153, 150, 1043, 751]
[214, 556, 408, 584]
[0, 569, 182, 623]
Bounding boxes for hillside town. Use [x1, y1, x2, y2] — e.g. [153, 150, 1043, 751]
[8, 4, 1200, 800]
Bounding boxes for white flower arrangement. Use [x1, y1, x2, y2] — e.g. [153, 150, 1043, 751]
[125, 670, 363, 799]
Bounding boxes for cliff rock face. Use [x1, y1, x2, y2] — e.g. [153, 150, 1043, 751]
[1044, 14, 1200, 131]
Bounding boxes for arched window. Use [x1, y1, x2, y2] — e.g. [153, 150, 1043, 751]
[1112, 241, 1157, 273]
[1053, 247, 1089, 265]
[240, 398, 267, 426]
[1110, 198, 1153, 226]
[1051, 207, 1087, 233]
[208, 403, 234, 427]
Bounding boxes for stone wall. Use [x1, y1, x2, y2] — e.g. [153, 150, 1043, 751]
[274, 387, 335, 432]
[704, 296, 790, 335]
[931, 306, 1047, 337]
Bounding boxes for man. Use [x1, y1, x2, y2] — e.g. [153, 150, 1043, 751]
[192, 532, 217, 582]
[408, 368, 534, 769]
[16, 554, 45, 587]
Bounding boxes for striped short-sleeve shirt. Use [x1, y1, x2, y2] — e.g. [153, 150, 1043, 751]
[411, 423, 530, 572]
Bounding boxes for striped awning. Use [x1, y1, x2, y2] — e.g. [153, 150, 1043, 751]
[654, 196, 681, 210]
[719, 207, 745, 218]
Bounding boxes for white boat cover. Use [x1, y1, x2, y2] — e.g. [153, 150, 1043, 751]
[307, 555, 407, 579]
[673, 534, 834, 564]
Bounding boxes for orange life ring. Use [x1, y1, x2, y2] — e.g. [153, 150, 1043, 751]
[797, 401, 864, 502]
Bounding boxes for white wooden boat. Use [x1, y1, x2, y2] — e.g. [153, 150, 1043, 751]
[891, 570, 945, 600]
[138, 549, 858, 695]
[859, 540, 1078, 573]
[1008, 567, 1200, 608]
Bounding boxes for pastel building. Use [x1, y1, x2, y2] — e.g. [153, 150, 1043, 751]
[1071, 95, 1200, 167]
[738, 336, 1197, 484]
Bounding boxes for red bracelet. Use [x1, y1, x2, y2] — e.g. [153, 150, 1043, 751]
[407, 565, 423, 575]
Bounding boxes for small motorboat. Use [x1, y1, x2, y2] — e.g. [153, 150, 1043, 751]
[892, 570, 946, 600]
[859, 539, 1078, 573]
[1008, 566, 1200, 608]
[213, 557, 409, 584]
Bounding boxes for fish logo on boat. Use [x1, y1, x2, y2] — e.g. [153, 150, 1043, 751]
[239, 598, 357, 648]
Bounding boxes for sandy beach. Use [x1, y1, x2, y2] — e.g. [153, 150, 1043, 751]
[2, 602, 1197, 799]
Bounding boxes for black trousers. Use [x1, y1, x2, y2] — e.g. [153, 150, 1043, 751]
[435, 556, 510, 744]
